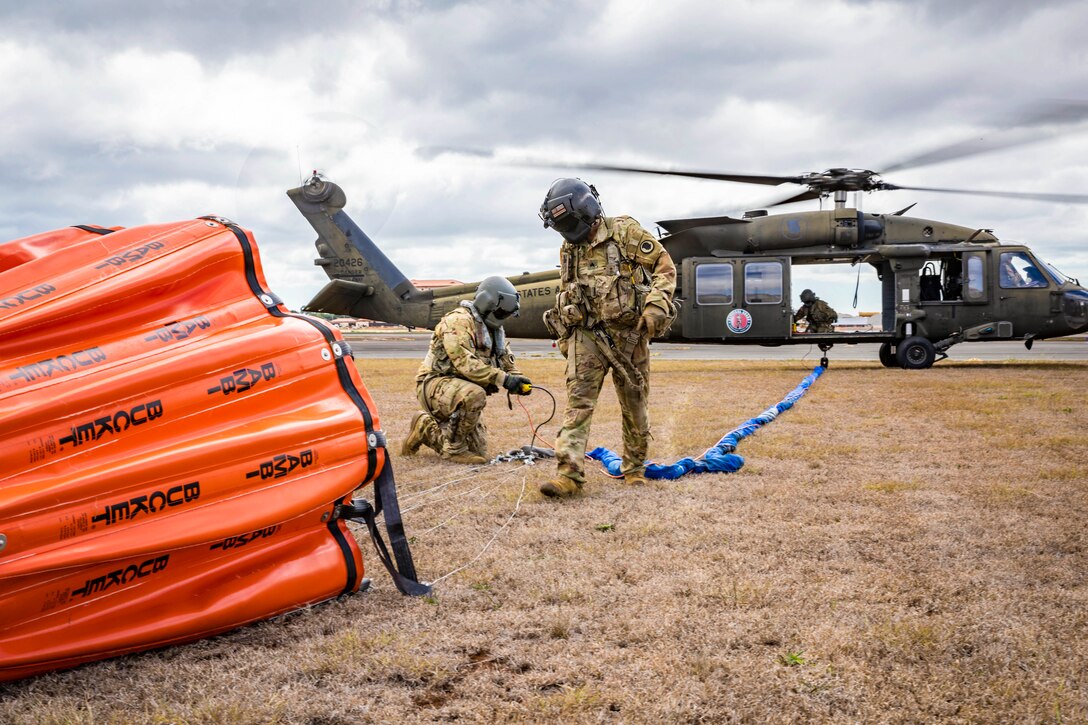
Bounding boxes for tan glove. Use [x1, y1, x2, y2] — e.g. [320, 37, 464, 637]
[635, 304, 669, 338]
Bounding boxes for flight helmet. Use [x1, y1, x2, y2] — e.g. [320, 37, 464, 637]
[539, 178, 602, 243]
[800, 289, 816, 304]
[474, 276, 520, 329]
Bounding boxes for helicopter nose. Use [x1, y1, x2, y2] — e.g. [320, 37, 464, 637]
[1062, 289, 1088, 332]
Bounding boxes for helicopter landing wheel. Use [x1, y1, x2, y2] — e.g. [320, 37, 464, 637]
[895, 336, 936, 370]
[878, 342, 898, 368]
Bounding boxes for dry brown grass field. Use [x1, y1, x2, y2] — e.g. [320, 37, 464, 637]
[2, 358, 1087, 723]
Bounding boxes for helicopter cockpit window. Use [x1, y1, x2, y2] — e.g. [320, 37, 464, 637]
[999, 251, 1049, 289]
[1040, 259, 1072, 284]
[744, 261, 783, 304]
[695, 264, 733, 305]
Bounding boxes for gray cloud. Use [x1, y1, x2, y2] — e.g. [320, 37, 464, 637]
[1, 1, 412, 61]
[2, 0, 1087, 315]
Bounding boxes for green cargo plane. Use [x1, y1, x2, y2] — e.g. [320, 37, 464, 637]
[290, 173, 1088, 370]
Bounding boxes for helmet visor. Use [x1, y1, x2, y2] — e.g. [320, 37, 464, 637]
[492, 291, 520, 320]
[547, 205, 581, 235]
[540, 190, 596, 242]
[541, 194, 578, 225]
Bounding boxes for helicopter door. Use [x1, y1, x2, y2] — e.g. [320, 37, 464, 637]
[741, 259, 791, 338]
[996, 250, 1051, 333]
[682, 258, 737, 339]
[682, 256, 791, 339]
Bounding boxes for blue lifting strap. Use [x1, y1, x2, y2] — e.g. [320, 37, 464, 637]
[588, 365, 826, 480]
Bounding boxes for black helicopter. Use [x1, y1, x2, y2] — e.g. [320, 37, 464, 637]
[295, 104, 1088, 369]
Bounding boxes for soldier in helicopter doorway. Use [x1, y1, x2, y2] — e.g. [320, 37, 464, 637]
[793, 289, 838, 333]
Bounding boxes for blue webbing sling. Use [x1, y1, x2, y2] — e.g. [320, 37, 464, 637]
[588, 365, 826, 480]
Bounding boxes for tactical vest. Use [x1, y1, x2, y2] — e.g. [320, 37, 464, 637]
[809, 299, 837, 325]
[556, 217, 655, 330]
[417, 303, 506, 382]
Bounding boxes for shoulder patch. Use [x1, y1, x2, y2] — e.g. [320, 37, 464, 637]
[639, 240, 654, 254]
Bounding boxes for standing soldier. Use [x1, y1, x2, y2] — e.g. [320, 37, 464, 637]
[538, 178, 676, 498]
[793, 289, 838, 333]
[402, 276, 532, 464]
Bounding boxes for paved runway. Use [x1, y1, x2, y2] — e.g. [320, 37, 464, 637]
[344, 331, 1088, 362]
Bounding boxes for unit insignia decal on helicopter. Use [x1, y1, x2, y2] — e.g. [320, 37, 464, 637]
[726, 309, 754, 334]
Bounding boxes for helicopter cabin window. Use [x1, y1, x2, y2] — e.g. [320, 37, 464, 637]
[964, 253, 986, 302]
[744, 262, 783, 304]
[999, 251, 1048, 289]
[919, 255, 964, 302]
[919, 262, 942, 301]
[695, 264, 733, 305]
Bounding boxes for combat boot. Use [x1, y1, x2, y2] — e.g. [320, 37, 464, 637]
[623, 472, 647, 486]
[401, 412, 439, 456]
[539, 476, 582, 498]
[442, 407, 488, 464]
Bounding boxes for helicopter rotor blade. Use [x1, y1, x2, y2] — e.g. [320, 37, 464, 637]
[416, 115, 1088, 209]
[717, 186, 826, 212]
[762, 188, 824, 207]
[527, 161, 804, 187]
[883, 183, 1088, 205]
[414, 144, 495, 161]
[878, 100, 1088, 174]
[415, 147, 804, 186]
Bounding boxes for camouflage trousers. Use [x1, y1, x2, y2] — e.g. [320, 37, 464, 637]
[415, 376, 489, 458]
[554, 326, 650, 486]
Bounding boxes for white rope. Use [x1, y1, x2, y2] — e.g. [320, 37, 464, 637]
[411, 475, 512, 538]
[411, 509, 467, 539]
[399, 465, 523, 515]
[398, 464, 492, 504]
[428, 471, 529, 587]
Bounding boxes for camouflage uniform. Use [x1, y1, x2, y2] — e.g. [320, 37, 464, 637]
[793, 298, 838, 333]
[545, 216, 676, 489]
[411, 302, 520, 460]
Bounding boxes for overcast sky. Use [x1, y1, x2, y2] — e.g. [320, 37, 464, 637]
[3, 0, 1087, 313]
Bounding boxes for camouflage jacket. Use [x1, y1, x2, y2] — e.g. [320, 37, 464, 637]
[794, 299, 837, 325]
[415, 302, 519, 389]
[549, 216, 677, 335]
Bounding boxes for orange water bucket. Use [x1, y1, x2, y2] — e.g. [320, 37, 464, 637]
[0, 218, 424, 682]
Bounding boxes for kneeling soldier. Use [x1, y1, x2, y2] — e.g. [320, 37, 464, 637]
[402, 276, 532, 464]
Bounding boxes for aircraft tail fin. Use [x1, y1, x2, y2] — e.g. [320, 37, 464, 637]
[288, 176, 430, 327]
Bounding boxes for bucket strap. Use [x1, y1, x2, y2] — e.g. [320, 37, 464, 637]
[338, 458, 431, 596]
